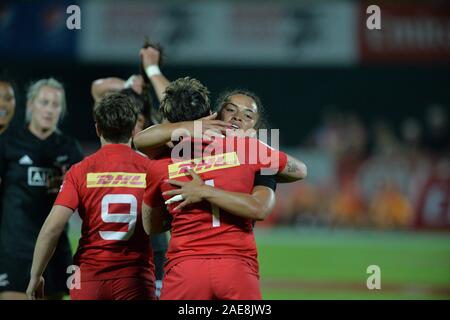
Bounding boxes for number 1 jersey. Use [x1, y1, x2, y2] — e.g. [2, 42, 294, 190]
[143, 137, 287, 273]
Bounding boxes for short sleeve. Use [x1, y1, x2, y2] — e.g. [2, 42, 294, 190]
[245, 138, 287, 175]
[143, 162, 165, 208]
[54, 166, 80, 210]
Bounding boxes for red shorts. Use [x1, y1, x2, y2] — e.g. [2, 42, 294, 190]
[160, 258, 261, 300]
[70, 277, 155, 300]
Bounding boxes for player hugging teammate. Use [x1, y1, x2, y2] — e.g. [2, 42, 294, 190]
[1, 42, 306, 300]
[139, 77, 306, 299]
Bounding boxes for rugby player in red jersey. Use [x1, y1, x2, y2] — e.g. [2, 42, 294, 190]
[26, 93, 157, 300]
[142, 77, 305, 300]
[91, 72, 169, 297]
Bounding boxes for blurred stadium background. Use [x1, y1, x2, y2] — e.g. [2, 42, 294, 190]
[1, 0, 449, 299]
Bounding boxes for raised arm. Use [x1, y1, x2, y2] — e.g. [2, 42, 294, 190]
[91, 77, 126, 102]
[91, 75, 144, 103]
[26, 205, 73, 299]
[140, 47, 170, 102]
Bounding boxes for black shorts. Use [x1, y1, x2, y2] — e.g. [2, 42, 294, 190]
[0, 246, 73, 296]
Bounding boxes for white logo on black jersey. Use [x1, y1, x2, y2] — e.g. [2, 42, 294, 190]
[19, 155, 34, 165]
[56, 155, 69, 163]
[27, 167, 57, 187]
[0, 273, 9, 287]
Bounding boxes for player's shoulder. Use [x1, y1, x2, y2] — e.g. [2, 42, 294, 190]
[147, 155, 170, 172]
[68, 150, 98, 174]
[134, 149, 150, 159]
[129, 149, 158, 171]
[0, 126, 24, 142]
[0, 126, 31, 152]
[0, 129, 8, 145]
[66, 156, 87, 175]
[132, 149, 154, 163]
[143, 154, 171, 183]
[0, 125, 13, 139]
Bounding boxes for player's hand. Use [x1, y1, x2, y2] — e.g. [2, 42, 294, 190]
[140, 46, 161, 68]
[183, 113, 230, 141]
[225, 127, 257, 138]
[163, 168, 206, 211]
[26, 276, 45, 300]
[125, 74, 144, 95]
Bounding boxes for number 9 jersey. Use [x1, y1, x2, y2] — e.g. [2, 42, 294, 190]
[54, 144, 155, 294]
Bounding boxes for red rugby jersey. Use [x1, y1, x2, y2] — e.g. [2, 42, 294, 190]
[143, 137, 287, 271]
[54, 144, 155, 282]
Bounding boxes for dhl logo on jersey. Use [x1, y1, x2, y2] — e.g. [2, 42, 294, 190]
[86, 172, 146, 188]
[168, 152, 240, 179]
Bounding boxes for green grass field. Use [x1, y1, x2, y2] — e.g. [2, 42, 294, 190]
[256, 228, 450, 300]
[68, 226, 450, 300]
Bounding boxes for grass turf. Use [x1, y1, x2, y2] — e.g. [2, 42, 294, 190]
[256, 228, 450, 300]
[68, 226, 450, 300]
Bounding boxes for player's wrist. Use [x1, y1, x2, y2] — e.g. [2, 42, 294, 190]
[199, 184, 215, 200]
[123, 75, 135, 89]
[171, 121, 194, 138]
[145, 65, 162, 78]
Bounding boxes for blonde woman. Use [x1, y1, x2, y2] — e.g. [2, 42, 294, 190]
[0, 78, 83, 300]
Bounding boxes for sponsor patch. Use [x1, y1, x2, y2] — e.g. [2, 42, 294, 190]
[168, 152, 240, 179]
[28, 167, 57, 187]
[86, 172, 146, 188]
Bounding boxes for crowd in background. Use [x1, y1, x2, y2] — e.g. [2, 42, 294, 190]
[266, 104, 449, 230]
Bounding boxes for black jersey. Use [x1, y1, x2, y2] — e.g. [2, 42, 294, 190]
[0, 126, 83, 258]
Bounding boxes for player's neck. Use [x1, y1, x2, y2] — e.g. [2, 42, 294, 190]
[100, 136, 132, 148]
[28, 122, 54, 140]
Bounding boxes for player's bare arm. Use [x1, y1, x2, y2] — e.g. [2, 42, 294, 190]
[164, 169, 276, 221]
[133, 122, 306, 183]
[276, 155, 308, 183]
[91, 75, 144, 103]
[140, 46, 170, 102]
[91, 77, 126, 102]
[142, 203, 171, 235]
[26, 205, 73, 300]
[133, 113, 230, 150]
